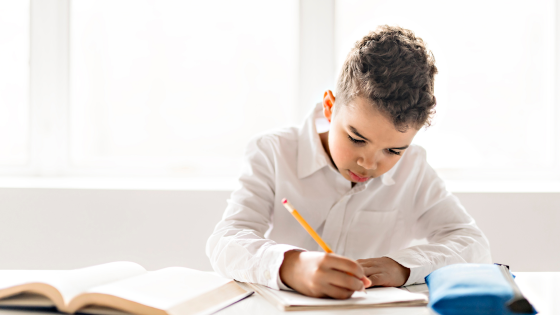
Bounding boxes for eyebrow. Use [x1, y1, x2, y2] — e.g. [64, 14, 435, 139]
[349, 125, 409, 150]
[349, 126, 370, 141]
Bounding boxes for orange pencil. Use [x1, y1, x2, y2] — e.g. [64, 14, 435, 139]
[281, 198, 366, 293]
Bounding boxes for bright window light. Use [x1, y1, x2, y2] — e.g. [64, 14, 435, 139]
[70, 0, 299, 176]
[0, 1, 29, 166]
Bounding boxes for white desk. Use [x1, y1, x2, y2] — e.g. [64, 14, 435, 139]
[0, 272, 557, 315]
[219, 272, 560, 315]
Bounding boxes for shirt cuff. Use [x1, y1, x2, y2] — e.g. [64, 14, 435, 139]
[383, 249, 433, 286]
[260, 244, 306, 290]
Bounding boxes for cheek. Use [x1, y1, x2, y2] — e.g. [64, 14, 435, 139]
[329, 134, 355, 166]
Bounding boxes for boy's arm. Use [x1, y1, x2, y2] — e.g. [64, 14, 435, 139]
[383, 194, 492, 285]
[373, 148, 491, 286]
[205, 136, 305, 289]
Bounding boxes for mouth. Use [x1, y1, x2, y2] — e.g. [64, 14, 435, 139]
[348, 170, 369, 182]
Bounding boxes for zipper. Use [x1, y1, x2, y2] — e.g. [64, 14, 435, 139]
[497, 264, 535, 313]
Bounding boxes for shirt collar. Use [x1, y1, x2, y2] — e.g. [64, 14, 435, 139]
[297, 103, 330, 179]
[296, 102, 396, 186]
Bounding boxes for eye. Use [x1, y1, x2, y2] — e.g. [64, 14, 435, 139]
[386, 149, 402, 156]
[348, 134, 366, 145]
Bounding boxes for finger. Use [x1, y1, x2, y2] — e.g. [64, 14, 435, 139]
[361, 276, 372, 288]
[326, 269, 365, 292]
[367, 272, 390, 287]
[356, 258, 376, 267]
[362, 265, 382, 276]
[322, 283, 355, 300]
[358, 258, 384, 269]
[325, 255, 366, 279]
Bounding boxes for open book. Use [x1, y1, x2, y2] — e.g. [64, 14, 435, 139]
[0, 262, 252, 315]
[247, 283, 428, 311]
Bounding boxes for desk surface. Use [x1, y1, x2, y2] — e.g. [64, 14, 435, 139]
[0, 272, 557, 315]
[222, 272, 560, 315]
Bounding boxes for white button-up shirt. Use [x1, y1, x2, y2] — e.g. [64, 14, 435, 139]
[206, 103, 492, 290]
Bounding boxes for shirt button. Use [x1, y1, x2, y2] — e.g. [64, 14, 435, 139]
[264, 270, 271, 280]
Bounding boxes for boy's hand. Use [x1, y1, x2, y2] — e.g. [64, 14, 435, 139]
[357, 257, 410, 287]
[280, 251, 372, 299]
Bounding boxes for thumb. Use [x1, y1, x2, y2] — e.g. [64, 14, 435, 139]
[361, 276, 372, 288]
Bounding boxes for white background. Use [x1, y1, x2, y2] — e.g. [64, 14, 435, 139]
[0, 0, 558, 274]
[0, 0, 559, 182]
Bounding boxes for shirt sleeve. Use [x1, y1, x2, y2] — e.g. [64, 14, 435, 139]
[205, 136, 305, 290]
[383, 148, 492, 285]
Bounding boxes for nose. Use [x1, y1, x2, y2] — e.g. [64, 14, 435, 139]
[357, 154, 377, 171]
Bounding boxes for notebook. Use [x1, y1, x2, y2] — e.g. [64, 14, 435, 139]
[0, 262, 252, 315]
[247, 283, 428, 311]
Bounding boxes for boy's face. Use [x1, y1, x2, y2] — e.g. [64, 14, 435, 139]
[322, 92, 418, 183]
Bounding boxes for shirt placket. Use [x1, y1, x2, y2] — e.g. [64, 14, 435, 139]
[321, 181, 368, 253]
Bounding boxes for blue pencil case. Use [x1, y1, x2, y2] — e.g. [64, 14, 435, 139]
[425, 264, 536, 315]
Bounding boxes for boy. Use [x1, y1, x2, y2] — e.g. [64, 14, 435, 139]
[206, 25, 491, 299]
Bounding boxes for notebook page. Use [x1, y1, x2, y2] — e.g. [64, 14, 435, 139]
[403, 283, 429, 297]
[260, 285, 427, 307]
[83, 267, 232, 311]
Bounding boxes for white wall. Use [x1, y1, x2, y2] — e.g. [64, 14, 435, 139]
[457, 193, 560, 272]
[0, 188, 558, 272]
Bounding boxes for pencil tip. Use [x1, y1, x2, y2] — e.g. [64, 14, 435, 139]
[282, 198, 287, 204]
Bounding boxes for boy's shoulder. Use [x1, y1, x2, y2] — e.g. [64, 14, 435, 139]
[389, 143, 443, 191]
[245, 126, 299, 153]
[389, 144, 429, 178]
[404, 143, 427, 160]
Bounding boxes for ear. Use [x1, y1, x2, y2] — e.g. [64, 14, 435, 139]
[322, 90, 336, 122]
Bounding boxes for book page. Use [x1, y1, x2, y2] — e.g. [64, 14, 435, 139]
[0, 262, 146, 311]
[0, 292, 55, 308]
[77, 267, 232, 311]
[0, 270, 63, 294]
[51, 261, 147, 306]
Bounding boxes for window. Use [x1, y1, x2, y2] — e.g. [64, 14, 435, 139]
[1, 0, 559, 183]
[70, 0, 299, 176]
[0, 1, 29, 166]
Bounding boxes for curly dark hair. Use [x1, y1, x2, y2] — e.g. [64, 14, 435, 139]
[336, 25, 438, 132]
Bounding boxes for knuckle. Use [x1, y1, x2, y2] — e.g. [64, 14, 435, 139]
[320, 254, 330, 265]
[352, 263, 363, 274]
[314, 267, 326, 279]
